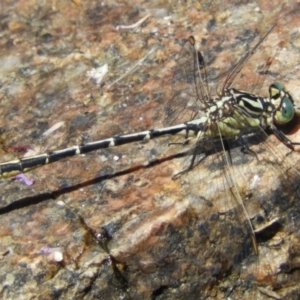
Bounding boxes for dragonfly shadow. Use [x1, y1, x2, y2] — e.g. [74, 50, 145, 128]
[0, 151, 187, 215]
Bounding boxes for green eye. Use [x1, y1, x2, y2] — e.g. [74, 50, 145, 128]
[275, 95, 295, 124]
[270, 82, 285, 95]
[269, 82, 285, 99]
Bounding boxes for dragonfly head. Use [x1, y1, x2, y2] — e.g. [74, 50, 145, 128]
[269, 82, 295, 125]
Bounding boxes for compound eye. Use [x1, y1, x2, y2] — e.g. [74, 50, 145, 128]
[275, 95, 295, 124]
[269, 82, 285, 99]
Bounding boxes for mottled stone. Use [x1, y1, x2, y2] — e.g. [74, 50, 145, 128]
[0, 0, 300, 299]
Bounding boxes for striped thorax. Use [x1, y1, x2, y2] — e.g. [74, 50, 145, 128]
[191, 81, 296, 139]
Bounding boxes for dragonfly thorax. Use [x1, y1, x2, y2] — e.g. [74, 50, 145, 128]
[205, 95, 236, 122]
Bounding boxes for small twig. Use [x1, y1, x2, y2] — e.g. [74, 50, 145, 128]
[115, 14, 151, 30]
[42, 121, 65, 137]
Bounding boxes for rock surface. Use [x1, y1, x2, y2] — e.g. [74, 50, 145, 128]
[0, 0, 300, 299]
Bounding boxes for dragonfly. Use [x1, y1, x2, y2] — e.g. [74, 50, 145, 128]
[1, 25, 300, 297]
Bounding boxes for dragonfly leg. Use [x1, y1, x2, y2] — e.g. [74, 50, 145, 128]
[272, 126, 299, 150]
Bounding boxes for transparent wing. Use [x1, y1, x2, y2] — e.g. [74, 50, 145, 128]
[221, 24, 276, 92]
[170, 137, 256, 291]
[164, 37, 210, 126]
[164, 25, 275, 128]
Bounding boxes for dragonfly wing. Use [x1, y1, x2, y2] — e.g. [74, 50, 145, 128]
[165, 37, 209, 126]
